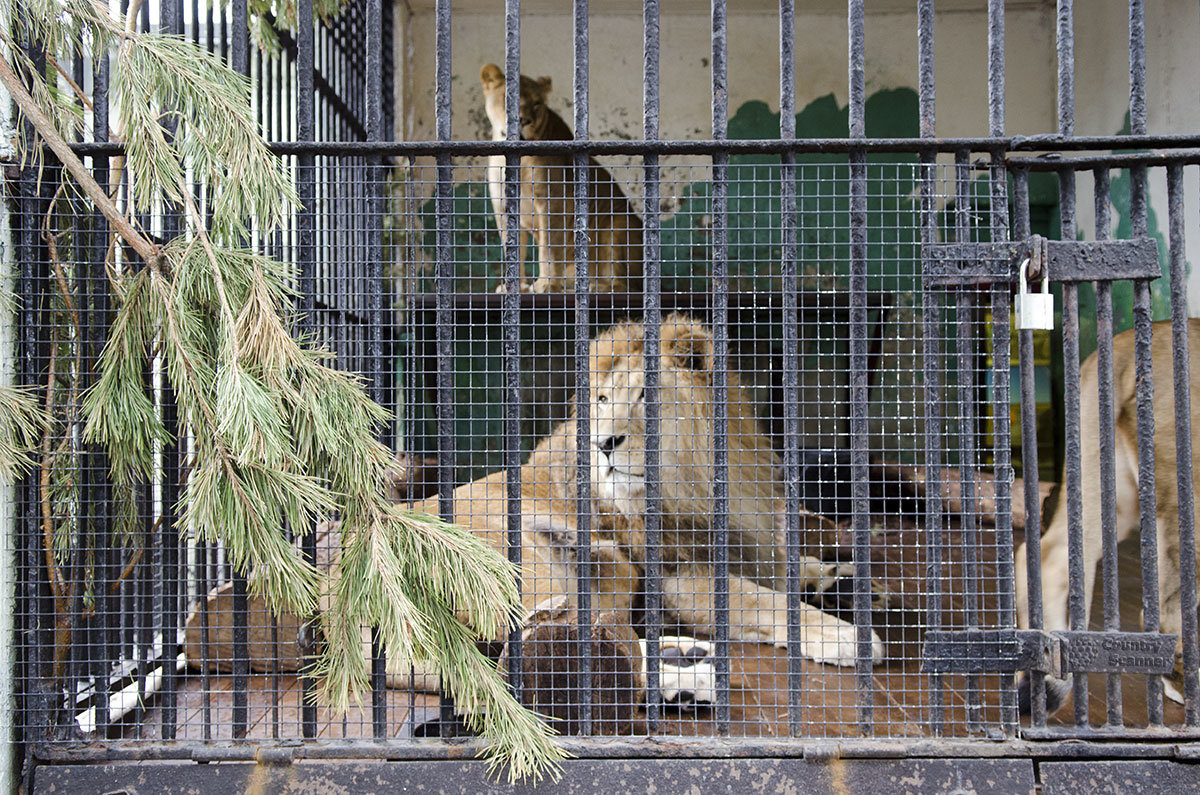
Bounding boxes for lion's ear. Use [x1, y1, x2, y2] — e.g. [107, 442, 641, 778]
[536, 76, 552, 96]
[480, 63, 505, 88]
[661, 318, 714, 373]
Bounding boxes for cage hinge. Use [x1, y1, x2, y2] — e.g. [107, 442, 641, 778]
[922, 236, 1161, 286]
[922, 629, 1178, 675]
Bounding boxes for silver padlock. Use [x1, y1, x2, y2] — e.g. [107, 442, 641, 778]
[1016, 258, 1054, 330]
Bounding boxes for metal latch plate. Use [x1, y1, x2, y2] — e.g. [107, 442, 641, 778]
[922, 629, 1178, 676]
[1056, 631, 1178, 674]
[921, 630, 1054, 675]
[923, 237, 1161, 286]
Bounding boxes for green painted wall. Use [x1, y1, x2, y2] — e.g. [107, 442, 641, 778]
[407, 90, 938, 477]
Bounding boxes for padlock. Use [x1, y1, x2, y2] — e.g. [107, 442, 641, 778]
[1015, 258, 1054, 330]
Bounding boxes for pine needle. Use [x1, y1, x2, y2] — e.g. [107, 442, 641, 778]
[0, 384, 47, 482]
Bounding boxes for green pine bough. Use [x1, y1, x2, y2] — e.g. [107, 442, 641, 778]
[1, 0, 564, 781]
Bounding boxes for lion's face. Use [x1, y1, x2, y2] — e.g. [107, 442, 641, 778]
[591, 365, 647, 516]
[479, 63, 553, 141]
[585, 316, 719, 520]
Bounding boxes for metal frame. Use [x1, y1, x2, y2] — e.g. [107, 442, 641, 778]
[8, 0, 1200, 790]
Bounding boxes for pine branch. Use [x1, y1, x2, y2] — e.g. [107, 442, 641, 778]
[5, 2, 566, 781]
[0, 51, 161, 269]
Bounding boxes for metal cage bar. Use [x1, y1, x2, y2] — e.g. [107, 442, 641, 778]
[1166, 163, 1199, 725]
[953, 148, 983, 732]
[778, 0, 805, 738]
[847, 0, 874, 736]
[1013, 165, 1044, 728]
[640, 0, 663, 733]
[915, 0, 945, 738]
[572, 0, 594, 738]
[709, 0, 732, 735]
[10, 0, 1200, 768]
[433, 0, 458, 736]
[1128, 0, 1165, 727]
[502, 0, 524, 702]
[987, 0, 1019, 731]
[229, 0, 251, 740]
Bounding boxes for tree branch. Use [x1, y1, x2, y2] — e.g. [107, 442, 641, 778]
[0, 51, 160, 270]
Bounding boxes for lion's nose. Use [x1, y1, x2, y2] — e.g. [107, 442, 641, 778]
[598, 435, 625, 457]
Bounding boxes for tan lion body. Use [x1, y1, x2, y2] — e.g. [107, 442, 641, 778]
[480, 63, 643, 295]
[1016, 318, 1200, 709]
[416, 316, 882, 667]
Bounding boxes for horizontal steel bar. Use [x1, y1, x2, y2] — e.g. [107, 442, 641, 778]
[924, 238, 1160, 285]
[1010, 149, 1200, 170]
[401, 288, 889, 315]
[50, 133, 1200, 159]
[31, 737, 1200, 764]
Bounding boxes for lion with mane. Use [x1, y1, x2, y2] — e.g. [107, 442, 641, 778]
[415, 314, 883, 667]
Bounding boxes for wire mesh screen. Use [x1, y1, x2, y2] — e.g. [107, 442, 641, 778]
[12, 0, 1200, 774]
[13, 145, 1023, 742]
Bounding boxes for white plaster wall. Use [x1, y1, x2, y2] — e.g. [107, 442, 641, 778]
[398, 4, 1058, 143]
[1073, 0, 1200, 316]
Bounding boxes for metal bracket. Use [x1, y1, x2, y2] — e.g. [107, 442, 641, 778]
[922, 629, 1178, 676]
[923, 235, 1161, 286]
[922, 630, 1058, 676]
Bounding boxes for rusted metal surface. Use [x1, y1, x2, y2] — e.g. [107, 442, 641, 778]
[34, 757, 1039, 794]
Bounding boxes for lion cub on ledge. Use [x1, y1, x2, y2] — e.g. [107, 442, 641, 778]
[480, 63, 643, 295]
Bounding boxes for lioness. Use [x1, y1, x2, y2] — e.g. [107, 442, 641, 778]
[417, 314, 884, 667]
[480, 63, 643, 295]
[1016, 318, 1199, 712]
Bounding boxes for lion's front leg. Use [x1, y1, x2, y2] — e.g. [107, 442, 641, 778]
[661, 563, 884, 668]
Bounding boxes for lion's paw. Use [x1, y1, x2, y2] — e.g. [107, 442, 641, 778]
[778, 615, 885, 668]
[640, 636, 716, 708]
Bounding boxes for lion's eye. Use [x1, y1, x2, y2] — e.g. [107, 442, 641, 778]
[635, 388, 645, 402]
[597, 394, 609, 404]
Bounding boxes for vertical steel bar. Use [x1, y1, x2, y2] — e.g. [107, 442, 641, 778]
[641, 0, 663, 733]
[572, 0, 594, 736]
[1166, 163, 1198, 724]
[954, 150, 982, 732]
[778, 0, 805, 737]
[159, 0, 183, 741]
[1059, 170, 1088, 727]
[434, 0, 458, 735]
[916, 0, 944, 736]
[1056, 0, 1075, 138]
[709, 0, 731, 735]
[987, 0, 1019, 729]
[1128, 0, 1164, 725]
[295, 0, 318, 740]
[1094, 200, 1122, 727]
[230, 0, 250, 739]
[502, 0, 524, 703]
[847, 0, 874, 737]
[83, 43, 115, 739]
[1014, 167, 1046, 727]
[15, 55, 50, 740]
[366, 0, 388, 739]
